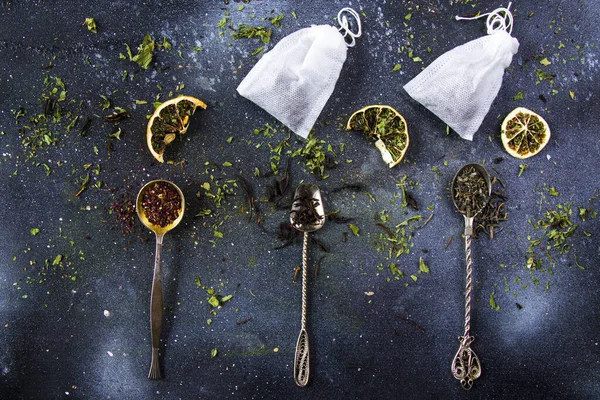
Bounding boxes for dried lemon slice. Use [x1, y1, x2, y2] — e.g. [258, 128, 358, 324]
[346, 105, 409, 168]
[501, 107, 550, 159]
[146, 96, 207, 163]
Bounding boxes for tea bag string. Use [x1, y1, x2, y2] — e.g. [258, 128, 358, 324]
[337, 7, 362, 47]
[455, 2, 513, 35]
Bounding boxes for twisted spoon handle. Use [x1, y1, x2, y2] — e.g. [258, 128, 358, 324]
[294, 232, 310, 387]
[451, 219, 481, 390]
[148, 233, 164, 380]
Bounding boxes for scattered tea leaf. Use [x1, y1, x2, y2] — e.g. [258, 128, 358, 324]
[489, 291, 500, 310]
[418, 257, 429, 274]
[126, 33, 155, 70]
[84, 18, 98, 33]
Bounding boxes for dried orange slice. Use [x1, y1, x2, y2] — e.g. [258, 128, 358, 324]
[501, 107, 550, 159]
[346, 105, 409, 168]
[146, 96, 207, 163]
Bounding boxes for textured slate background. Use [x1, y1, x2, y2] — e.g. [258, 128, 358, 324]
[0, 1, 598, 399]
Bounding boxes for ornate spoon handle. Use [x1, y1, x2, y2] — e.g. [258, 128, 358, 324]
[451, 218, 481, 390]
[294, 232, 310, 387]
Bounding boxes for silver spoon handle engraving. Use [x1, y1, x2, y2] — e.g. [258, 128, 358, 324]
[148, 233, 164, 380]
[451, 225, 481, 390]
[294, 232, 310, 387]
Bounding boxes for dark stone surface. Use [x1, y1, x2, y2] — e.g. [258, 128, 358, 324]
[0, 1, 598, 399]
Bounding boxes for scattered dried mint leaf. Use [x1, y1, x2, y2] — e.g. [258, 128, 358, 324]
[216, 17, 230, 29]
[208, 296, 220, 307]
[536, 69, 555, 82]
[125, 33, 155, 70]
[231, 25, 272, 44]
[52, 254, 63, 266]
[157, 37, 171, 50]
[291, 136, 335, 179]
[418, 257, 429, 274]
[270, 14, 284, 27]
[489, 291, 500, 310]
[221, 295, 233, 303]
[84, 18, 98, 33]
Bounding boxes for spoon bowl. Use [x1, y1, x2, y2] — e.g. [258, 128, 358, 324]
[451, 163, 492, 219]
[290, 183, 325, 232]
[136, 180, 185, 236]
[290, 183, 325, 387]
[136, 179, 185, 380]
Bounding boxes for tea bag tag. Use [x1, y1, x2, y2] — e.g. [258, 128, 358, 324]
[237, 8, 361, 139]
[403, 3, 519, 141]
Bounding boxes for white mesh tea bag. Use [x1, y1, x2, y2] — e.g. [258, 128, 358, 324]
[403, 4, 519, 141]
[237, 8, 361, 139]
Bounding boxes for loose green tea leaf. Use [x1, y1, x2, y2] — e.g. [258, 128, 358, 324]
[452, 166, 489, 217]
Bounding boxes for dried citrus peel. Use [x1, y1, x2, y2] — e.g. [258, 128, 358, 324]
[346, 105, 409, 168]
[146, 96, 207, 163]
[501, 107, 550, 159]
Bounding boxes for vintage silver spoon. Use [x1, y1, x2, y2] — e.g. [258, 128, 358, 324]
[290, 183, 325, 387]
[450, 163, 491, 390]
[136, 180, 185, 380]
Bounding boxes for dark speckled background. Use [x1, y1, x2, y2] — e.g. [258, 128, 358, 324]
[0, 1, 598, 399]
